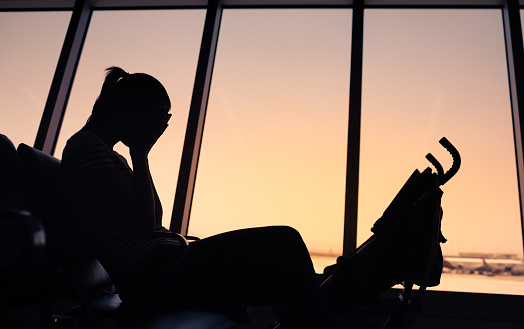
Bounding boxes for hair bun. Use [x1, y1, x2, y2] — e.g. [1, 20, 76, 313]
[100, 66, 128, 96]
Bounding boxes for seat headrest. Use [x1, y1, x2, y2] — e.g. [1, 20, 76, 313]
[17, 143, 60, 179]
[16, 144, 61, 223]
[0, 134, 22, 209]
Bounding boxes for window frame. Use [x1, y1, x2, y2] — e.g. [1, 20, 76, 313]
[3, 0, 524, 302]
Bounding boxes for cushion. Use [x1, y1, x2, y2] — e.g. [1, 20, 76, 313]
[0, 134, 22, 209]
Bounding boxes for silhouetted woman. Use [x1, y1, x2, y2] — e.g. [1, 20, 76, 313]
[59, 66, 340, 329]
[60, 67, 414, 329]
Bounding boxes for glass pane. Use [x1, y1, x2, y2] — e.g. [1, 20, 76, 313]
[0, 11, 70, 147]
[55, 10, 206, 228]
[360, 9, 524, 294]
[189, 9, 352, 272]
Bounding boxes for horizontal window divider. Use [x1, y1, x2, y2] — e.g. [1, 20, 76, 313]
[0, 0, 516, 11]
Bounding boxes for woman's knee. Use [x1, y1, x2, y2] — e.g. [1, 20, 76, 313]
[265, 226, 312, 262]
[268, 225, 303, 243]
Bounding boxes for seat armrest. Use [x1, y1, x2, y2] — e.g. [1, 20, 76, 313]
[0, 208, 46, 274]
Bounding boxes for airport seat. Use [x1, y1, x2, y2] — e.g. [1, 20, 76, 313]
[0, 134, 240, 329]
[0, 133, 22, 209]
[0, 134, 49, 309]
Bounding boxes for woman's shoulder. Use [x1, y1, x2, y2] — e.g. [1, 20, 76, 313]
[64, 130, 108, 152]
[67, 130, 105, 146]
[62, 130, 111, 161]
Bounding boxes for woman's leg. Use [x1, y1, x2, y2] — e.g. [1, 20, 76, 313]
[153, 226, 331, 329]
[320, 238, 404, 314]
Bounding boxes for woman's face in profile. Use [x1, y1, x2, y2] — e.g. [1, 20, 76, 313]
[119, 102, 170, 146]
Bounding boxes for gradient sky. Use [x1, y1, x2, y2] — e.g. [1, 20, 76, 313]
[359, 9, 522, 258]
[1, 8, 523, 293]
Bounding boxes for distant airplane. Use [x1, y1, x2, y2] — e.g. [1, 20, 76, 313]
[475, 257, 496, 276]
[443, 256, 521, 276]
[479, 257, 516, 275]
[442, 257, 456, 271]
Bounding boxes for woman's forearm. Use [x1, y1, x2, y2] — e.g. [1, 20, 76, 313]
[130, 150, 156, 229]
[152, 173, 163, 227]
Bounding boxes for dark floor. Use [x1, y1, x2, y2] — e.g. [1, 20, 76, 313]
[2, 290, 524, 329]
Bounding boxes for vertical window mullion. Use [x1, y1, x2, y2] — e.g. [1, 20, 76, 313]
[170, 0, 223, 235]
[34, 0, 92, 155]
[343, 0, 364, 256]
[503, 0, 524, 258]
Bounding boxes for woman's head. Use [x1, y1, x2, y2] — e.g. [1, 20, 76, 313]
[89, 66, 171, 128]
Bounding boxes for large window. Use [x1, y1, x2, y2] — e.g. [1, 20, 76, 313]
[54, 10, 206, 228]
[359, 9, 524, 294]
[3, 1, 524, 298]
[188, 9, 352, 271]
[0, 11, 70, 147]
